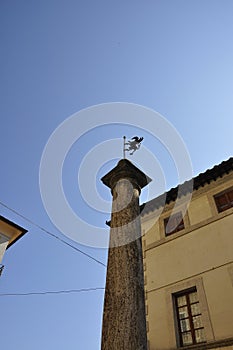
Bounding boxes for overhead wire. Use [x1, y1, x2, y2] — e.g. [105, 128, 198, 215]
[0, 287, 105, 297]
[0, 201, 107, 268]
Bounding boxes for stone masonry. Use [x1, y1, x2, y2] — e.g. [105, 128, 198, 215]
[101, 159, 151, 350]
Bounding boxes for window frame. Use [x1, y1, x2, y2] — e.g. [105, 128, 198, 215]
[214, 187, 233, 213]
[164, 211, 185, 236]
[173, 287, 205, 347]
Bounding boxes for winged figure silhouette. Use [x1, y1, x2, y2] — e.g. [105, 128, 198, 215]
[125, 136, 144, 155]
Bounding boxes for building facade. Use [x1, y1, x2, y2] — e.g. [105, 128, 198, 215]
[0, 215, 27, 275]
[141, 158, 233, 350]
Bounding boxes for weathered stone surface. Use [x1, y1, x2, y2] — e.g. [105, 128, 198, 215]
[101, 160, 151, 350]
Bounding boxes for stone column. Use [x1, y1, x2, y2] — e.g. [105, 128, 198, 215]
[101, 159, 151, 350]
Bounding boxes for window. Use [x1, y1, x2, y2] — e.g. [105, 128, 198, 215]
[214, 187, 233, 213]
[174, 288, 205, 347]
[164, 211, 184, 236]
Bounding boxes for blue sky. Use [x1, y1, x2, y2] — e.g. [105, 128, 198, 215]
[1, 1, 233, 349]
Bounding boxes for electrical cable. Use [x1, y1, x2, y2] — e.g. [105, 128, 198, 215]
[0, 287, 105, 297]
[0, 201, 106, 268]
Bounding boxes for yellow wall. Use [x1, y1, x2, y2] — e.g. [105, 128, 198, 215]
[142, 173, 233, 349]
[188, 194, 212, 225]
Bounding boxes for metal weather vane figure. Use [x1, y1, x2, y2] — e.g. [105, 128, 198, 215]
[123, 136, 144, 158]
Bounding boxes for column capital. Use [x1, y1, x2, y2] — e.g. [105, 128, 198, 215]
[101, 159, 152, 191]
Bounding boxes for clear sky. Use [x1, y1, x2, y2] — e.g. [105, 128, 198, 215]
[0, 1, 233, 349]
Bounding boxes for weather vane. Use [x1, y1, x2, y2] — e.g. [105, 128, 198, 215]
[123, 136, 144, 158]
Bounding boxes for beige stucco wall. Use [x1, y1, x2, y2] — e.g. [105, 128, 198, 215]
[145, 215, 233, 290]
[188, 194, 212, 225]
[204, 266, 233, 339]
[142, 173, 233, 349]
[143, 219, 161, 246]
